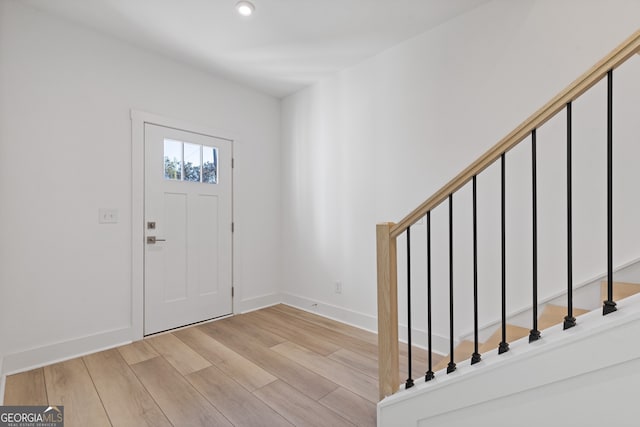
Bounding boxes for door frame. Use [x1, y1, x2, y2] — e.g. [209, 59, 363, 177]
[131, 110, 235, 340]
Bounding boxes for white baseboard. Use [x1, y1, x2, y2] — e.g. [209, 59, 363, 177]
[282, 292, 378, 333]
[281, 292, 448, 356]
[236, 292, 283, 314]
[0, 293, 383, 381]
[398, 326, 450, 357]
[2, 327, 132, 377]
[0, 291, 453, 401]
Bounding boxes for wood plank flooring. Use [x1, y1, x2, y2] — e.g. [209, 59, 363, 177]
[3, 304, 442, 427]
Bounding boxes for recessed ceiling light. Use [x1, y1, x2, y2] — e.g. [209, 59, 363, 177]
[236, 1, 255, 17]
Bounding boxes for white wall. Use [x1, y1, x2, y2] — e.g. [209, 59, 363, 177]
[281, 0, 640, 351]
[0, 0, 281, 373]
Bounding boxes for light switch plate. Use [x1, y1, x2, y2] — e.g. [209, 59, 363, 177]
[99, 208, 118, 224]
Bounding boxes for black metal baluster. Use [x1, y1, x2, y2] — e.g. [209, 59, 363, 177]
[499, 153, 510, 354]
[603, 69, 617, 315]
[530, 130, 541, 342]
[564, 102, 577, 329]
[406, 226, 414, 388]
[471, 176, 481, 364]
[447, 194, 457, 373]
[425, 212, 435, 381]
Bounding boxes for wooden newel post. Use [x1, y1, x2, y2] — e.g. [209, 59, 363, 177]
[377, 222, 399, 400]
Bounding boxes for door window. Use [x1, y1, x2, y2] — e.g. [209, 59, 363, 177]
[163, 139, 218, 184]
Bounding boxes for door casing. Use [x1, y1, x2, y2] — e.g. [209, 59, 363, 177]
[131, 110, 235, 340]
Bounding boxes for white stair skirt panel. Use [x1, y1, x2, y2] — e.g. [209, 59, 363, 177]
[378, 292, 640, 427]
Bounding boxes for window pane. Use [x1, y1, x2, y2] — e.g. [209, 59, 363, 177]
[164, 139, 182, 180]
[184, 142, 201, 182]
[203, 146, 218, 184]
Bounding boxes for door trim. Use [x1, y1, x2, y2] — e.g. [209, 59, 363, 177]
[131, 110, 235, 340]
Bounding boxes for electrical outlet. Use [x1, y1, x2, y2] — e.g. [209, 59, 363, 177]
[335, 281, 342, 294]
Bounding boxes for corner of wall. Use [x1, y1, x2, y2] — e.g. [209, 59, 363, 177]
[236, 293, 284, 314]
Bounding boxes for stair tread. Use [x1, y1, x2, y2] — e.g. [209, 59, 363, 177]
[600, 281, 640, 302]
[479, 324, 529, 353]
[433, 340, 475, 371]
[537, 304, 589, 330]
[433, 292, 627, 371]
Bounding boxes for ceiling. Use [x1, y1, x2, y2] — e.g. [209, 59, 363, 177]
[24, 0, 491, 98]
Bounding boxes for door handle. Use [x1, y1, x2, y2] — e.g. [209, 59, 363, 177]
[147, 236, 167, 244]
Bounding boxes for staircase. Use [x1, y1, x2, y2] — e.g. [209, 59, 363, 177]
[379, 287, 640, 426]
[433, 283, 631, 373]
[375, 29, 640, 426]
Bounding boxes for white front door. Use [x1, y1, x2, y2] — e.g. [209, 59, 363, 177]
[144, 123, 232, 335]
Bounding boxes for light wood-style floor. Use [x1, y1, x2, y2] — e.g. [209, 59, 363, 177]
[3, 304, 440, 427]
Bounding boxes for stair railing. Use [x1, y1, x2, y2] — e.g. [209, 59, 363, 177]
[377, 29, 640, 400]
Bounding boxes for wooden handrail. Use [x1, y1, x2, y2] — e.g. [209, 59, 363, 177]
[391, 29, 640, 239]
[377, 30, 640, 401]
